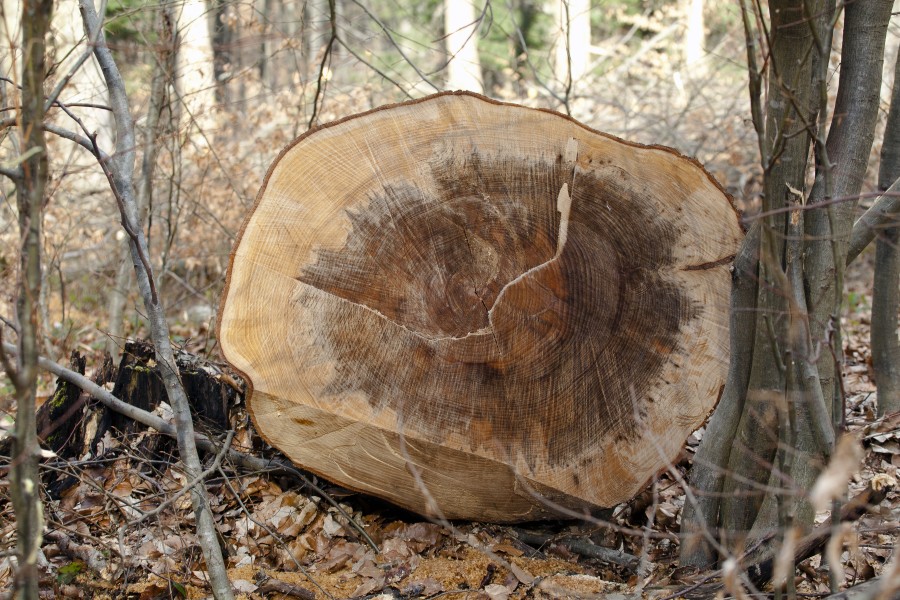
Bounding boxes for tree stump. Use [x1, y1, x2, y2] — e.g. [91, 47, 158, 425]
[218, 92, 744, 521]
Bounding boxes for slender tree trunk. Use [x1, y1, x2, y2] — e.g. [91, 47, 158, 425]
[444, 0, 483, 93]
[78, 2, 235, 598]
[679, 223, 759, 567]
[105, 3, 176, 361]
[10, 2, 52, 599]
[803, 0, 892, 414]
[211, 0, 233, 104]
[176, 0, 216, 122]
[683, 0, 704, 67]
[552, 0, 589, 89]
[873, 42, 900, 416]
[717, 0, 816, 547]
[683, 0, 893, 568]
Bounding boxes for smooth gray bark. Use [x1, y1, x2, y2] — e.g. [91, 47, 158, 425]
[803, 0, 892, 415]
[718, 0, 815, 547]
[105, 3, 175, 360]
[846, 180, 900, 265]
[873, 42, 900, 416]
[679, 222, 759, 567]
[77, 2, 235, 598]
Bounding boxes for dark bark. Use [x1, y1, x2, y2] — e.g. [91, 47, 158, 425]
[719, 0, 815, 548]
[85, 341, 235, 468]
[873, 42, 900, 416]
[510, 529, 640, 570]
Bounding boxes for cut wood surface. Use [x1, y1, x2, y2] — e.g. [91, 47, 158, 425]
[217, 91, 744, 521]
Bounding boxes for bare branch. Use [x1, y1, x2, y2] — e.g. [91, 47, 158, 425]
[348, 0, 442, 92]
[846, 178, 900, 264]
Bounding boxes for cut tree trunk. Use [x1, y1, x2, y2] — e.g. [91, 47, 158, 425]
[218, 91, 744, 522]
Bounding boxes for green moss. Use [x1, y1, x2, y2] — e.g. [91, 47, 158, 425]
[48, 386, 69, 409]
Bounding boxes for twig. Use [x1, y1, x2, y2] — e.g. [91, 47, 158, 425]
[0, 340, 378, 554]
[508, 528, 640, 571]
[116, 430, 236, 559]
[349, 0, 441, 92]
[216, 465, 336, 600]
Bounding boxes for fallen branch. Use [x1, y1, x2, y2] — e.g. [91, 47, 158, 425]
[45, 530, 109, 578]
[822, 575, 900, 600]
[669, 476, 897, 600]
[746, 474, 897, 587]
[1, 341, 379, 553]
[255, 577, 316, 600]
[508, 528, 640, 571]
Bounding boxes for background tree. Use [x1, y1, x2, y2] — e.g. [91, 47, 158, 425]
[443, 0, 483, 92]
[873, 42, 900, 417]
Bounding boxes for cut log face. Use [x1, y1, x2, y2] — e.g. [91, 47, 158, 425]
[218, 91, 744, 522]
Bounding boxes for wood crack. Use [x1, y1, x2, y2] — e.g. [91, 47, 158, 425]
[292, 277, 491, 344]
[682, 254, 736, 271]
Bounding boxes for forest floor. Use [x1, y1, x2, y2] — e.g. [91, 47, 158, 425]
[0, 246, 897, 600]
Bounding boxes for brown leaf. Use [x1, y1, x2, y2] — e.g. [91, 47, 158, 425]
[350, 576, 385, 598]
[319, 539, 361, 573]
[488, 543, 523, 557]
[485, 584, 513, 600]
[403, 578, 445, 598]
[382, 537, 410, 561]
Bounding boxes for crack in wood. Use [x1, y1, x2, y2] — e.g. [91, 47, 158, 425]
[683, 254, 737, 271]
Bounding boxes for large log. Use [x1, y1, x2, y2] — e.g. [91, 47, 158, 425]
[217, 91, 744, 522]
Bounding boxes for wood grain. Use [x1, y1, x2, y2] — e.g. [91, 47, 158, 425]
[218, 91, 744, 521]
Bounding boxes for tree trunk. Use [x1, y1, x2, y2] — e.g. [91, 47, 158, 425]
[716, 0, 816, 549]
[10, 2, 52, 599]
[176, 0, 216, 123]
[683, 0, 704, 67]
[218, 92, 743, 522]
[77, 2, 235, 598]
[552, 0, 589, 90]
[105, 2, 175, 361]
[873, 42, 900, 416]
[444, 0, 483, 93]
